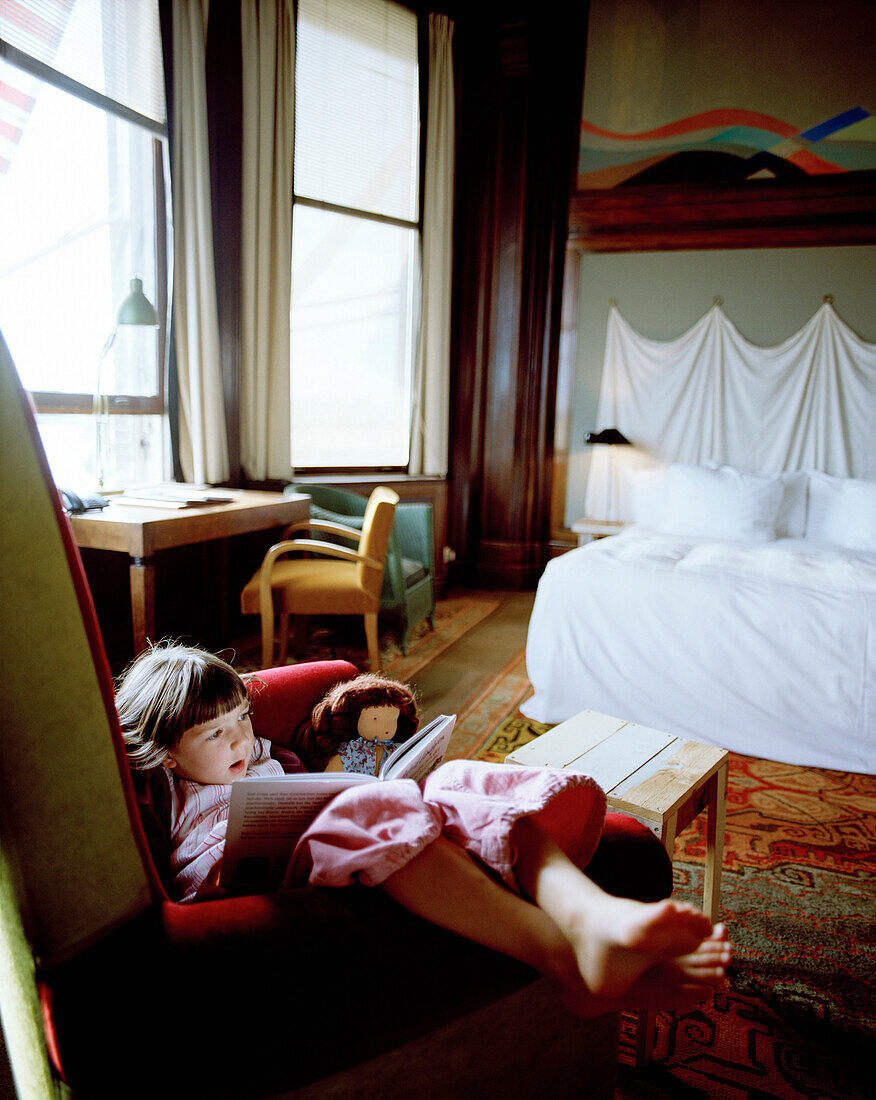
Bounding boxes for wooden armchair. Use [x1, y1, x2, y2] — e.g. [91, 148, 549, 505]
[241, 486, 398, 671]
[288, 483, 436, 653]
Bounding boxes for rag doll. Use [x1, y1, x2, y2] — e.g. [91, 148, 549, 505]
[298, 673, 419, 776]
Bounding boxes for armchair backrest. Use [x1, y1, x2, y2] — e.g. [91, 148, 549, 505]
[358, 486, 399, 596]
[1, 331, 158, 1092]
[0, 334, 155, 964]
[246, 661, 359, 748]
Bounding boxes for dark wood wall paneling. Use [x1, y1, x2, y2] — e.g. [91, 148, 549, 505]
[447, 7, 589, 589]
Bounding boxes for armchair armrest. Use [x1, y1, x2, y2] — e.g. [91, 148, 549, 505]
[265, 537, 382, 572]
[281, 518, 364, 543]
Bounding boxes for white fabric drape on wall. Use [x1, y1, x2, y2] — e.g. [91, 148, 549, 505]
[239, 0, 294, 482]
[171, 0, 230, 484]
[409, 13, 455, 477]
[585, 302, 876, 520]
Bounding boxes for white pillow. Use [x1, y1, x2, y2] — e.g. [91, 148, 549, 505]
[659, 464, 783, 541]
[775, 471, 808, 538]
[806, 472, 876, 551]
[626, 466, 669, 528]
[702, 462, 807, 537]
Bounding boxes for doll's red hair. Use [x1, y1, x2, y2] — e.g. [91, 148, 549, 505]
[296, 673, 419, 770]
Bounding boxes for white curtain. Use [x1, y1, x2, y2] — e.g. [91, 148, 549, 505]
[171, 0, 229, 484]
[239, 0, 294, 482]
[586, 302, 876, 520]
[409, 13, 455, 476]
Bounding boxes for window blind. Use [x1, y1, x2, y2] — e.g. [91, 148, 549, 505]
[0, 0, 165, 131]
[294, 0, 419, 223]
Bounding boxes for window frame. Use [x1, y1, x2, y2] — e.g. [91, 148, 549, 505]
[289, 1, 428, 476]
[0, 34, 169, 423]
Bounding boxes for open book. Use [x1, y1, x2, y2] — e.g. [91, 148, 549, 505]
[220, 713, 456, 892]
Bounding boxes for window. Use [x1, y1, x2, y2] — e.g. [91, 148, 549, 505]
[0, 0, 169, 489]
[290, 0, 420, 470]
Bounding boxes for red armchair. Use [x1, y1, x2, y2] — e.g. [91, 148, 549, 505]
[0, 333, 670, 1098]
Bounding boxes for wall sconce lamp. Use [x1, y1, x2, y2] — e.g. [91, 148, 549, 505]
[583, 427, 635, 521]
[95, 277, 159, 488]
[585, 427, 632, 446]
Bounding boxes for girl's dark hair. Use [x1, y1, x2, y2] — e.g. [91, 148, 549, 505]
[116, 642, 250, 771]
[297, 673, 419, 770]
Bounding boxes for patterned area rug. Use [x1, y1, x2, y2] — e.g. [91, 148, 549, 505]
[462, 668, 875, 1100]
[442, 650, 536, 761]
[620, 756, 875, 1100]
[229, 594, 501, 680]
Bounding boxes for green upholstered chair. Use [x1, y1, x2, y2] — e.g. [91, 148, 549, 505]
[287, 483, 436, 653]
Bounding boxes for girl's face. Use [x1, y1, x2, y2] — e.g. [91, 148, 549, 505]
[165, 700, 254, 785]
[356, 705, 399, 743]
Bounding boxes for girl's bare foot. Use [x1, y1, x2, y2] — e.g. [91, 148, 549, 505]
[556, 927, 731, 1017]
[675, 923, 731, 979]
[511, 819, 731, 1003]
[564, 897, 716, 999]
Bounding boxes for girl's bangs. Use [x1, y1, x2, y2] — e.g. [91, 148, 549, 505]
[179, 662, 248, 732]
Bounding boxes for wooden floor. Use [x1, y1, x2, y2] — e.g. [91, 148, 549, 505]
[408, 590, 534, 723]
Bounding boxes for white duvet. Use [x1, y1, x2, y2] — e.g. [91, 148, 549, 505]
[522, 528, 876, 774]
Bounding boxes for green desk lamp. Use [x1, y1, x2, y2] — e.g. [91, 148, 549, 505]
[95, 277, 159, 488]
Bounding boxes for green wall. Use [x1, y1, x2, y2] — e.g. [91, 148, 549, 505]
[566, 244, 876, 525]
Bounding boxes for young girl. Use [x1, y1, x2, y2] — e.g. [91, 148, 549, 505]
[117, 642, 731, 1017]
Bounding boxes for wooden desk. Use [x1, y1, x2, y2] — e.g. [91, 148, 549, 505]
[71, 490, 310, 654]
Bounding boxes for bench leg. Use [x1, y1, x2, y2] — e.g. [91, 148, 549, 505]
[703, 763, 727, 924]
[634, 1009, 656, 1068]
[634, 812, 680, 1067]
[635, 768, 727, 1067]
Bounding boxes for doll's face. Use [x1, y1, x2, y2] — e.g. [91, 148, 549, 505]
[356, 705, 399, 743]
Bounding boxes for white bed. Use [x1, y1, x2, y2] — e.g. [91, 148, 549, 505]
[523, 467, 876, 775]
[528, 302, 876, 774]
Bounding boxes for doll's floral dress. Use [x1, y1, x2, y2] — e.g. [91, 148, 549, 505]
[338, 737, 400, 776]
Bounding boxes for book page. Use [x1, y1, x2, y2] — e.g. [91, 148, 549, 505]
[221, 773, 375, 891]
[221, 716, 456, 892]
[380, 714, 456, 783]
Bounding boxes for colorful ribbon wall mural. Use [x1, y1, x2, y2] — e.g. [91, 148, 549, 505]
[579, 106, 876, 189]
